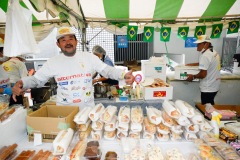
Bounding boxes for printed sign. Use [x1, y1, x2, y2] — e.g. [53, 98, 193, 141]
[185, 37, 197, 48]
[153, 91, 166, 97]
[117, 36, 128, 48]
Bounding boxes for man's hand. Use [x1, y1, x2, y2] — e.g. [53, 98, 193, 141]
[186, 74, 194, 82]
[12, 80, 24, 102]
[124, 70, 135, 85]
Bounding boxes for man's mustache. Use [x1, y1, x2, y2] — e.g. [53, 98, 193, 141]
[65, 44, 73, 48]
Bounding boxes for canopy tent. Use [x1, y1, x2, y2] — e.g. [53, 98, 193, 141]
[0, 0, 240, 37]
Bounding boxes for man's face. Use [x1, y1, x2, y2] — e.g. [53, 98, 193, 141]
[197, 42, 205, 52]
[57, 35, 78, 56]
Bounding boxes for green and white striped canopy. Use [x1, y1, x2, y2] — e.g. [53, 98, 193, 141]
[0, 0, 240, 35]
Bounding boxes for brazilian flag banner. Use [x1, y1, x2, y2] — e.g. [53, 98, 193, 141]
[160, 27, 171, 42]
[194, 26, 206, 39]
[211, 24, 223, 39]
[143, 26, 154, 42]
[227, 21, 239, 34]
[127, 26, 138, 40]
[177, 27, 189, 40]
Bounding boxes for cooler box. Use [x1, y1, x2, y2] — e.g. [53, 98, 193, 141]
[174, 66, 199, 81]
[143, 86, 173, 100]
[141, 60, 166, 81]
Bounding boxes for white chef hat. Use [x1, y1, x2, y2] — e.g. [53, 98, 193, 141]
[194, 35, 211, 44]
[56, 26, 75, 40]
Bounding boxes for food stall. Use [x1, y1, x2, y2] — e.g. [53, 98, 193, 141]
[1, 1, 240, 160]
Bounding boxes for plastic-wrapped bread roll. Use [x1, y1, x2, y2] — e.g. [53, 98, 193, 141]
[175, 100, 195, 118]
[88, 103, 105, 122]
[91, 130, 102, 140]
[185, 124, 199, 133]
[166, 148, 185, 160]
[104, 130, 116, 140]
[143, 117, 156, 134]
[131, 106, 143, 123]
[91, 119, 104, 131]
[156, 132, 169, 141]
[183, 130, 197, 141]
[78, 119, 91, 131]
[130, 122, 143, 132]
[162, 111, 175, 127]
[143, 131, 155, 140]
[117, 130, 128, 140]
[74, 107, 92, 124]
[170, 131, 182, 141]
[200, 120, 213, 132]
[157, 122, 170, 134]
[129, 148, 146, 160]
[176, 115, 191, 126]
[53, 128, 74, 155]
[117, 120, 129, 132]
[170, 125, 183, 134]
[118, 106, 130, 123]
[190, 111, 204, 125]
[100, 105, 117, 123]
[69, 140, 87, 160]
[79, 125, 92, 140]
[162, 100, 181, 119]
[105, 115, 117, 132]
[146, 106, 162, 125]
[129, 131, 141, 139]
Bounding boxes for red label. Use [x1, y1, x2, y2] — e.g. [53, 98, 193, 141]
[73, 99, 81, 103]
[153, 91, 166, 97]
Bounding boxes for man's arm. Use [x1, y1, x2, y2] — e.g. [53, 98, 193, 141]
[186, 69, 207, 81]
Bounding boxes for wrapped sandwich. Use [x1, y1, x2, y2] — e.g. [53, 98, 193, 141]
[146, 106, 162, 125]
[88, 103, 105, 122]
[118, 106, 130, 123]
[100, 105, 117, 123]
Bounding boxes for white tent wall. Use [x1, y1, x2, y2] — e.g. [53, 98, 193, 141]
[154, 30, 226, 64]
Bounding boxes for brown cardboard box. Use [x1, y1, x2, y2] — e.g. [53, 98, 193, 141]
[27, 105, 79, 137]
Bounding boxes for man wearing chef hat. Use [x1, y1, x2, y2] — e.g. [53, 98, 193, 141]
[186, 35, 220, 105]
[12, 26, 135, 109]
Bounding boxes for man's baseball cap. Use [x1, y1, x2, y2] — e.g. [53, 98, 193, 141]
[194, 35, 211, 44]
[0, 37, 4, 47]
[56, 27, 75, 40]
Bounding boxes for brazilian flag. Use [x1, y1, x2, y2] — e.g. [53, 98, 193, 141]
[211, 24, 223, 39]
[194, 26, 206, 39]
[227, 21, 239, 34]
[160, 27, 171, 42]
[143, 27, 154, 42]
[177, 27, 189, 40]
[127, 26, 138, 40]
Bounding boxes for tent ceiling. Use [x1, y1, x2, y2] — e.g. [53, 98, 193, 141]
[0, 0, 240, 33]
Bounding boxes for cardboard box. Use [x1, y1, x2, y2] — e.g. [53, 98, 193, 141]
[141, 60, 166, 81]
[174, 66, 200, 81]
[26, 105, 79, 137]
[143, 86, 173, 100]
[0, 108, 27, 147]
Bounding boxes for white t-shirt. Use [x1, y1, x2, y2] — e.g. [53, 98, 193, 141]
[22, 51, 125, 109]
[198, 49, 220, 92]
[2, 57, 28, 83]
[0, 65, 10, 89]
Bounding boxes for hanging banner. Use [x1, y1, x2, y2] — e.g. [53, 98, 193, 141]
[143, 26, 154, 42]
[127, 25, 138, 40]
[194, 26, 206, 39]
[160, 27, 171, 42]
[211, 24, 223, 39]
[185, 37, 197, 48]
[227, 21, 239, 34]
[177, 27, 189, 40]
[117, 36, 128, 48]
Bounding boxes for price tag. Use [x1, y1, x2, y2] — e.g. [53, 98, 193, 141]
[134, 74, 142, 83]
[34, 133, 42, 146]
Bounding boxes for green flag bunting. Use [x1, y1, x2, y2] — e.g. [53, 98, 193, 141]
[143, 27, 154, 42]
[160, 27, 171, 42]
[127, 26, 138, 40]
[211, 24, 223, 39]
[177, 27, 189, 40]
[227, 21, 239, 34]
[194, 26, 206, 39]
